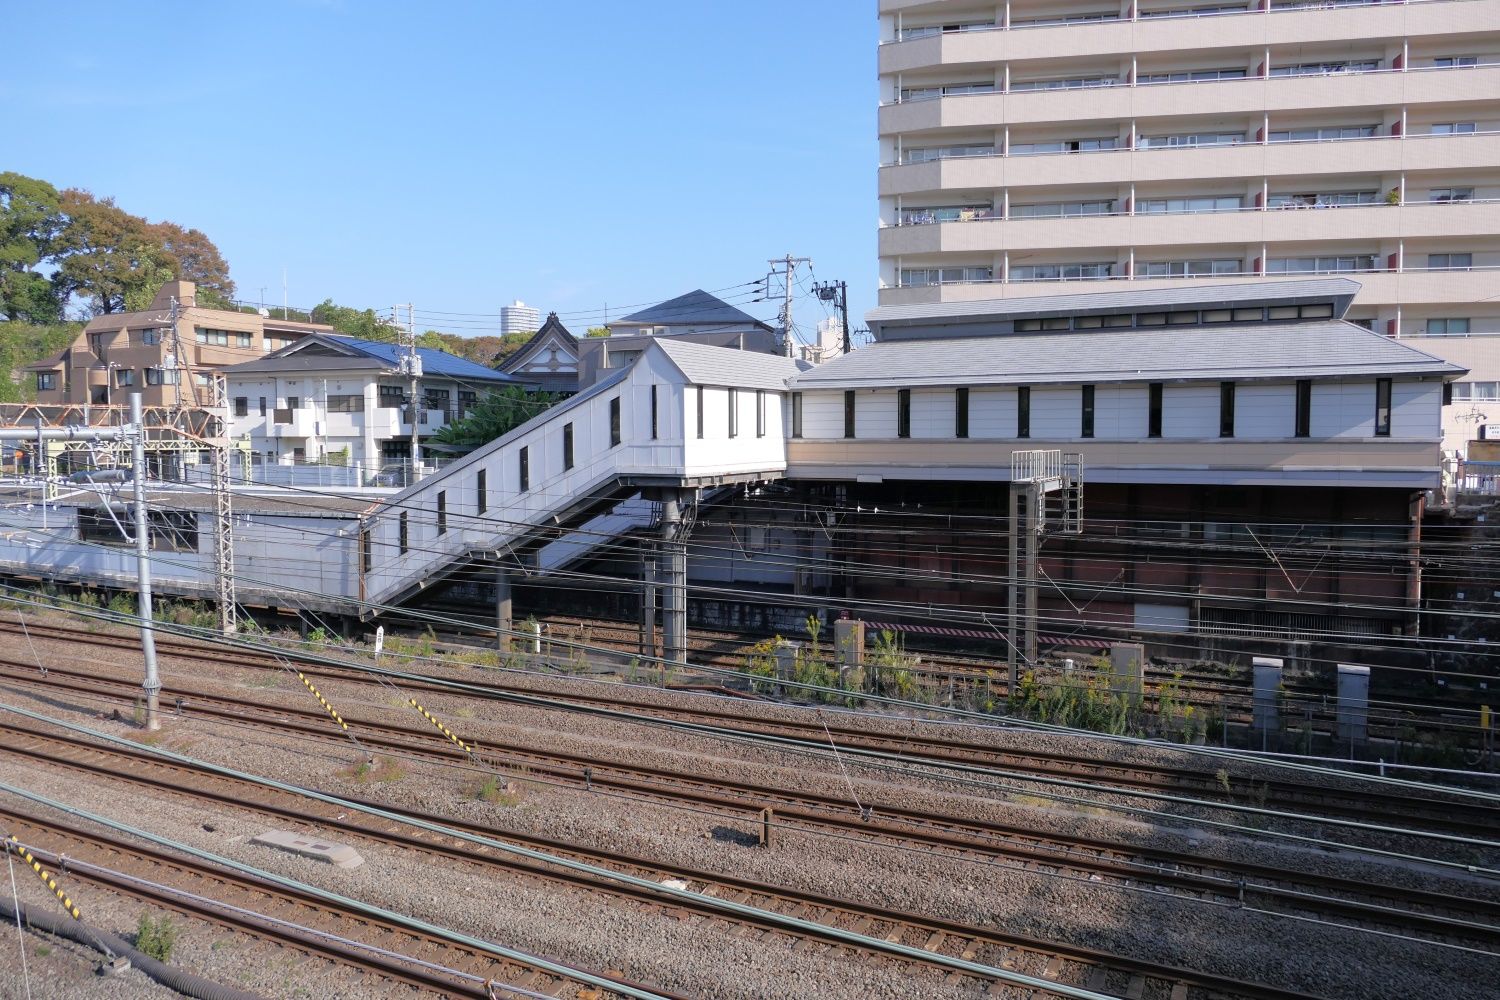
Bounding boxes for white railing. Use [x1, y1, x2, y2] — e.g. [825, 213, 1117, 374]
[1012, 449, 1064, 483]
[880, 127, 1500, 169]
[892, 264, 1500, 289]
[881, 0, 1469, 44]
[882, 196, 1500, 228]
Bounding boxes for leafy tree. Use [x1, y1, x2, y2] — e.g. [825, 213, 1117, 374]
[0, 172, 64, 323]
[0, 322, 83, 403]
[309, 299, 403, 341]
[430, 385, 562, 451]
[49, 189, 237, 316]
[586, 326, 610, 338]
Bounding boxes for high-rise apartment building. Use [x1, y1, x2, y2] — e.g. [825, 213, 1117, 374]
[500, 299, 541, 335]
[877, 0, 1500, 453]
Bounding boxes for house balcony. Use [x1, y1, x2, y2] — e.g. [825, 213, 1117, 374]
[879, 0, 1493, 72]
[878, 64, 1500, 134]
[879, 200, 1500, 255]
[880, 132, 1500, 196]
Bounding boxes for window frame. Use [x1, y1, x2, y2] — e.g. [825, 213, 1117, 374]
[609, 396, 622, 447]
[1374, 379, 1392, 437]
[436, 490, 447, 535]
[1148, 382, 1163, 438]
[518, 445, 530, 492]
[1219, 382, 1236, 438]
[476, 469, 487, 515]
[1080, 384, 1095, 439]
[1017, 386, 1031, 439]
[843, 390, 856, 439]
[791, 392, 803, 438]
[954, 387, 969, 439]
[563, 421, 575, 470]
[1294, 380, 1312, 438]
[728, 387, 739, 439]
[398, 512, 409, 555]
[696, 386, 705, 439]
[897, 388, 912, 438]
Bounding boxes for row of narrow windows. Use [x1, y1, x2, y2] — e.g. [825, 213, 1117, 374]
[789, 381, 1394, 442]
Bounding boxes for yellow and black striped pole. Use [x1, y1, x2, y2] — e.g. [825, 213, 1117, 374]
[408, 698, 474, 757]
[295, 670, 351, 732]
[7, 836, 81, 920]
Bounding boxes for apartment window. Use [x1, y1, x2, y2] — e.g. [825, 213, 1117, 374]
[1270, 59, 1380, 78]
[563, 422, 574, 470]
[902, 144, 995, 164]
[696, 386, 705, 438]
[1268, 306, 1299, 320]
[378, 385, 405, 408]
[1375, 379, 1392, 437]
[954, 387, 969, 439]
[457, 390, 477, 417]
[1233, 307, 1264, 321]
[1429, 187, 1475, 204]
[1428, 253, 1473, 271]
[897, 388, 911, 438]
[1426, 318, 1471, 336]
[755, 390, 766, 438]
[1138, 131, 1244, 148]
[326, 394, 365, 412]
[791, 392, 803, 438]
[1202, 310, 1233, 324]
[424, 387, 451, 413]
[900, 265, 994, 286]
[258, 396, 267, 416]
[1010, 75, 1121, 92]
[518, 446, 529, 492]
[1010, 262, 1114, 282]
[361, 529, 371, 574]
[194, 328, 252, 348]
[1080, 385, 1095, 439]
[649, 385, 659, 439]
[1009, 200, 1113, 219]
[476, 469, 487, 515]
[116, 369, 134, 388]
[1452, 381, 1500, 402]
[1267, 256, 1376, 275]
[1137, 196, 1241, 214]
[35, 372, 55, 391]
[1267, 190, 1378, 209]
[1300, 303, 1335, 319]
[286, 395, 300, 409]
[1008, 137, 1119, 155]
[1137, 68, 1247, 84]
[1432, 122, 1476, 135]
[1219, 382, 1236, 438]
[609, 396, 621, 447]
[1148, 383, 1163, 438]
[728, 388, 739, 438]
[436, 491, 447, 535]
[145, 367, 180, 386]
[1017, 386, 1030, 439]
[843, 390, 856, 439]
[1433, 57, 1480, 69]
[398, 512, 409, 555]
[1295, 381, 1312, 438]
[140, 329, 162, 346]
[233, 397, 248, 417]
[1268, 124, 1377, 143]
[1140, 260, 1240, 278]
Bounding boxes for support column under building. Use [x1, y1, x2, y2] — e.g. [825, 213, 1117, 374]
[639, 549, 658, 659]
[1005, 483, 1041, 695]
[660, 492, 689, 667]
[495, 561, 513, 654]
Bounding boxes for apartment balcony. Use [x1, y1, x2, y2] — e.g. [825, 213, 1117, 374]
[879, 201, 1500, 255]
[878, 64, 1500, 134]
[879, 0, 1493, 72]
[269, 408, 318, 438]
[875, 266, 1500, 309]
[880, 132, 1500, 196]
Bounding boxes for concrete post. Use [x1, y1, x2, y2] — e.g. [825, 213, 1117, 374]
[1337, 664, 1371, 746]
[834, 618, 865, 679]
[774, 641, 800, 683]
[1252, 656, 1284, 748]
[661, 493, 687, 666]
[1109, 642, 1145, 704]
[639, 551, 658, 659]
[494, 562, 512, 654]
[130, 392, 161, 732]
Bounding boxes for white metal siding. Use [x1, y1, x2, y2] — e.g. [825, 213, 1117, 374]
[1161, 384, 1220, 438]
[1310, 381, 1374, 438]
[1235, 383, 1295, 439]
[970, 386, 1018, 437]
[911, 387, 954, 438]
[1030, 386, 1080, 439]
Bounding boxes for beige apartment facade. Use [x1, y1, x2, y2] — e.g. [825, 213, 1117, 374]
[24, 281, 331, 411]
[877, 0, 1500, 454]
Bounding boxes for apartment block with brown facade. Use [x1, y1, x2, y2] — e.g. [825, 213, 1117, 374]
[23, 280, 332, 411]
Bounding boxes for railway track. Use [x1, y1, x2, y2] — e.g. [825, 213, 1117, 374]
[3, 618, 1492, 843]
[0, 806, 667, 1000]
[0, 716, 1330, 1000]
[2, 659, 1496, 957]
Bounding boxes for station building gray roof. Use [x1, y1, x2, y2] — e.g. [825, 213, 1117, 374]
[654, 339, 808, 391]
[617, 288, 774, 331]
[866, 278, 1362, 337]
[788, 321, 1465, 390]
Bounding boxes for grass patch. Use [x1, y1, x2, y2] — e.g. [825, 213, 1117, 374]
[33, 944, 51, 957]
[134, 912, 178, 962]
[472, 774, 522, 807]
[340, 757, 406, 784]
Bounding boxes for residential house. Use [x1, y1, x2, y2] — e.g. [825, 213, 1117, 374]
[577, 288, 780, 388]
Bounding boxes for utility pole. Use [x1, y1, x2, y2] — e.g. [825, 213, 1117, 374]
[766, 254, 812, 357]
[393, 304, 422, 484]
[812, 280, 852, 357]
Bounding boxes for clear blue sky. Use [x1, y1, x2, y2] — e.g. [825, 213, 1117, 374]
[4, 1, 875, 340]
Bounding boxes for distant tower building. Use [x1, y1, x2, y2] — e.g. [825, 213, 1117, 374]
[801, 317, 845, 364]
[500, 299, 540, 335]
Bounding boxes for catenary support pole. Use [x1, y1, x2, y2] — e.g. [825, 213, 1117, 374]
[660, 494, 687, 665]
[129, 393, 161, 731]
[494, 562, 512, 654]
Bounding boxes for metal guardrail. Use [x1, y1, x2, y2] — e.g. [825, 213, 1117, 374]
[1011, 449, 1064, 483]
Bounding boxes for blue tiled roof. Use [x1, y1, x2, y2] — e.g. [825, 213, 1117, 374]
[337, 337, 523, 383]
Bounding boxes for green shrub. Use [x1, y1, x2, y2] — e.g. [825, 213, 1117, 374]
[135, 913, 177, 961]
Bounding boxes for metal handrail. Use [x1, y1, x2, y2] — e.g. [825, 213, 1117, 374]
[881, 127, 1500, 169]
[895, 263, 1500, 288]
[882, 196, 1500, 227]
[879, 0, 1471, 45]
